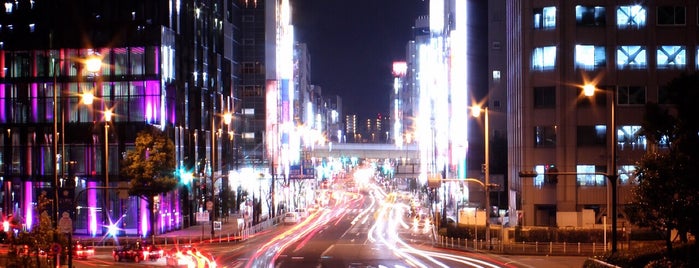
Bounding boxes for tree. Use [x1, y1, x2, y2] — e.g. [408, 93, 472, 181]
[121, 126, 177, 239]
[8, 192, 68, 268]
[631, 73, 699, 256]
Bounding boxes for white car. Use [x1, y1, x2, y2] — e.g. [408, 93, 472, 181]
[294, 208, 308, 218]
[283, 212, 300, 224]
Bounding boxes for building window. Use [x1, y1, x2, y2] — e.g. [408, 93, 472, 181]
[618, 86, 646, 105]
[534, 126, 557, 147]
[241, 85, 262, 96]
[617, 5, 646, 29]
[532, 46, 556, 71]
[533, 6, 556, 29]
[617, 45, 647, 69]
[242, 62, 257, 74]
[575, 45, 606, 69]
[533, 86, 555, 108]
[657, 46, 686, 69]
[533, 165, 558, 187]
[576, 5, 606, 26]
[492, 70, 500, 81]
[577, 125, 606, 146]
[577, 86, 608, 108]
[658, 86, 673, 104]
[657, 6, 685, 25]
[242, 108, 255, 115]
[242, 15, 255, 22]
[576, 165, 606, 186]
[619, 165, 637, 184]
[618, 125, 646, 151]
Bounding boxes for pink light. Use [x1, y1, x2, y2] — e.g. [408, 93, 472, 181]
[24, 182, 32, 230]
[141, 198, 149, 237]
[88, 181, 97, 236]
[392, 61, 407, 77]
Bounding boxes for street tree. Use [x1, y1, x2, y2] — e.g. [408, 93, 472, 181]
[8, 192, 67, 267]
[121, 126, 177, 239]
[631, 73, 699, 255]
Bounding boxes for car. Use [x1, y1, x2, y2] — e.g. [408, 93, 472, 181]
[73, 242, 94, 259]
[144, 243, 164, 261]
[112, 242, 146, 263]
[283, 212, 300, 224]
[165, 245, 217, 268]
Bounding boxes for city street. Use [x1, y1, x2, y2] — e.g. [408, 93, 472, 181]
[64, 182, 588, 268]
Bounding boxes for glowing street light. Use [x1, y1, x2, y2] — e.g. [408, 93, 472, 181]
[583, 83, 619, 253]
[470, 104, 491, 250]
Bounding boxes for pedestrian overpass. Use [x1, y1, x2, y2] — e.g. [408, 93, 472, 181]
[308, 143, 421, 178]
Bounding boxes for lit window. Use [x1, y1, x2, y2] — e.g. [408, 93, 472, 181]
[533, 165, 545, 187]
[576, 5, 606, 26]
[242, 132, 255, 139]
[532, 46, 556, 70]
[619, 165, 637, 184]
[576, 165, 606, 186]
[657, 6, 685, 25]
[618, 125, 645, 151]
[242, 108, 255, 115]
[575, 45, 606, 69]
[492, 70, 500, 81]
[533, 6, 556, 29]
[617, 5, 646, 28]
[657, 46, 686, 69]
[4, 2, 13, 14]
[617, 46, 647, 69]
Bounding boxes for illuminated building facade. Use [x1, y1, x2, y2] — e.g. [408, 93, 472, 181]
[0, 0, 238, 237]
[416, 0, 470, 184]
[508, 1, 695, 226]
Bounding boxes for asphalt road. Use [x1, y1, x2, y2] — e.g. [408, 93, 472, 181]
[65, 185, 588, 268]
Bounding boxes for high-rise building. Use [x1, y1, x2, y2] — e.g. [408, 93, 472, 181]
[0, 0, 238, 236]
[508, 2, 694, 226]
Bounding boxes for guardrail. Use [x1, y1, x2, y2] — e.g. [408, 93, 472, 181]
[434, 235, 608, 256]
[75, 216, 283, 247]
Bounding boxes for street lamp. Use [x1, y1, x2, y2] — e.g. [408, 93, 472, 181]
[103, 108, 113, 229]
[52, 54, 101, 267]
[583, 84, 619, 253]
[210, 105, 232, 239]
[470, 105, 491, 250]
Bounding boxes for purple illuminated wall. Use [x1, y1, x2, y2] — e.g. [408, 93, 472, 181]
[0, 84, 5, 122]
[88, 181, 98, 236]
[145, 80, 161, 124]
[24, 182, 32, 230]
[140, 198, 149, 237]
[31, 83, 38, 122]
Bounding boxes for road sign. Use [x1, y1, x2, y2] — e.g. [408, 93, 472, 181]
[213, 221, 221, 230]
[52, 243, 62, 254]
[196, 211, 210, 222]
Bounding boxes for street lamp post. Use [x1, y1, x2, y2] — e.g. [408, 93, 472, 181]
[209, 94, 231, 239]
[584, 84, 618, 253]
[471, 105, 491, 250]
[104, 109, 112, 227]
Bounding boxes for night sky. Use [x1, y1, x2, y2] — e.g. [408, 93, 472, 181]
[292, 0, 429, 119]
